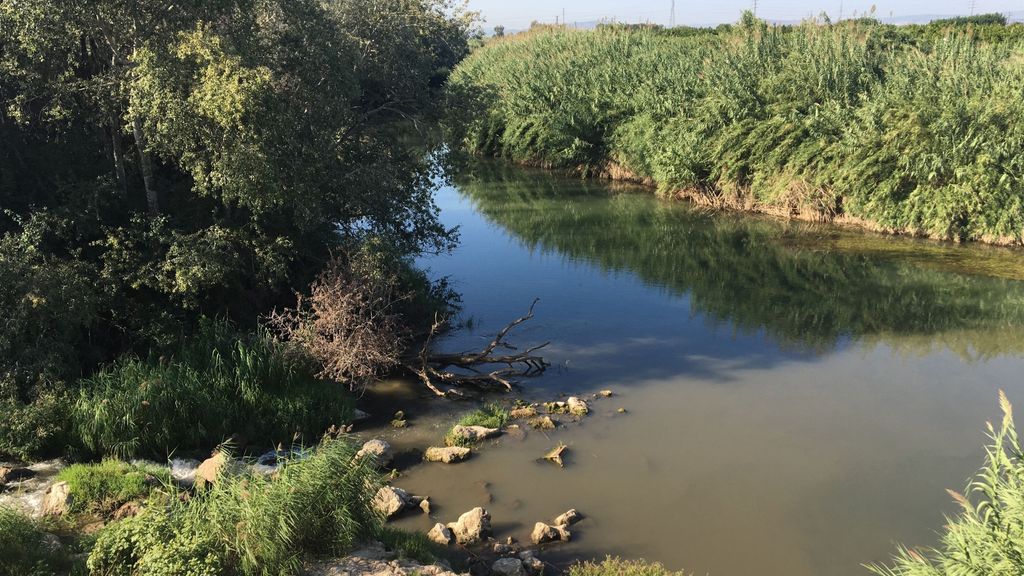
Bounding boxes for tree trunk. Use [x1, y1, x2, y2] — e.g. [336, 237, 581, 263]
[110, 113, 128, 198]
[132, 115, 158, 214]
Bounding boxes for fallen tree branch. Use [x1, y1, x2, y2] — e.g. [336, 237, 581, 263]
[409, 299, 550, 397]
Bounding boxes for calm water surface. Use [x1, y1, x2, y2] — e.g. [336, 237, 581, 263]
[384, 162, 1024, 576]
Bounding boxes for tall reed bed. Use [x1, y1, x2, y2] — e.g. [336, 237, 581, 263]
[450, 16, 1024, 243]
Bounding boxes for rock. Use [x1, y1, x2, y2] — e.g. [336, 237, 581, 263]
[510, 406, 538, 419]
[112, 501, 142, 520]
[450, 425, 502, 443]
[356, 439, 394, 467]
[418, 497, 432, 514]
[0, 466, 35, 486]
[530, 522, 570, 545]
[567, 397, 589, 416]
[493, 542, 514, 555]
[617, 408, 627, 414]
[352, 409, 372, 422]
[306, 543, 463, 576]
[544, 401, 569, 414]
[427, 523, 455, 546]
[519, 551, 544, 575]
[374, 486, 412, 519]
[447, 507, 491, 545]
[543, 444, 567, 468]
[505, 425, 527, 441]
[597, 390, 614, 398]
[553, 509, 582, 527]
[194, 452, 243, 489]
[424, 446, 471, 464]
[41, 482, 72, 516]
[528, 416, 556, 430]
[491, 558, 525, 576]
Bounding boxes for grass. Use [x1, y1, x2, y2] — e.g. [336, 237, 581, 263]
[0, 506, 80, 576]
[73, 320, 353, 459]
[55, 459, 172, 516]
[444, 403, 510, 447]
[87, 437, 383, 576]
[869, 391, 1024, 576]
[376, 526, 449, 565]
[569, 557, 688, 576]
[450, 15, 1024, 244]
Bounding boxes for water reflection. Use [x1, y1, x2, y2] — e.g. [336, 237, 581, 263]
[454, 161, 1024, 357]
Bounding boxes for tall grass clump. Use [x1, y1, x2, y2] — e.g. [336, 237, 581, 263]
[87, 438, 384, 576]
[0, 507, 76, 576]
[444, 403, 510, 447]
[870, 392, 1024, 576]
[56, 460, 172, 516]
[74, 320, 353, 459]
[450, 15, 1024, 244]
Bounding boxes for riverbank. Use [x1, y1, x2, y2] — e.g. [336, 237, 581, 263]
[448, 17, 1024, 246]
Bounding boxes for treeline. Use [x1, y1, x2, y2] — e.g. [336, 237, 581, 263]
[0, 0, 472, 460]
[449, 13, 1024, 245]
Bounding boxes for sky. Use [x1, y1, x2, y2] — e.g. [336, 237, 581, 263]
[465, 0, 1024, 29]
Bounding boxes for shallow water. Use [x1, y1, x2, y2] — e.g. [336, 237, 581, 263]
[383, 162, 1024, 576]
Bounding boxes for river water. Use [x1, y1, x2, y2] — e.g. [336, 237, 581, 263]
[379, 161, 1024, 576]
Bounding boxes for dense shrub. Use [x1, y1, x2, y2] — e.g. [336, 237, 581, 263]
[450, 16, 1024, 244]
[87, 438, 384, 576]
[74, 321, 352, 459]
[871, 392, 1024, 575]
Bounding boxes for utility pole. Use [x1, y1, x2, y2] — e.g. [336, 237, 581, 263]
[970, 0, 976, 15]
[562, 8, 566, 26]
[839, 0, 844, 21]
[670, 0, 676, 27]
[752, 0, 759, 16]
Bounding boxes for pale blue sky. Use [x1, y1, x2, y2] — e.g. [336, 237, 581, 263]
[467, 0, 1024, 28]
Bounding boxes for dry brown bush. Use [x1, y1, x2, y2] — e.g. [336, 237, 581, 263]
[267, 251, 409, 390]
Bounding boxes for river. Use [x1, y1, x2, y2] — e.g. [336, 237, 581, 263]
[375, 161, 1024, 576]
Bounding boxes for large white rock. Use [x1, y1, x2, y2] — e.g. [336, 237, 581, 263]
[427, 523, 455, 546]
[356, 439, 394, 467]
[374, 486, 411, 519]
[553, 509, 582, 527]
[530, 522, 570, 545]
[447, 507, 492, 545]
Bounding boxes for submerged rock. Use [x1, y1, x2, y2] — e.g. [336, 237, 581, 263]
[356, 439, 394, 467]
[530, 522, 570, 545]
[427, 523, 455, 546]
[41, 482, 72, 516]
[543, 444, 568, 468]
[528, 416, 557, 430]
[597, 390, 614, 398]
[553, 509, 583, 527]
[510, 406, 538, 419]
[492, 558, 525, 576]
[447, 507, 492, 545]
[0, 466, 35, 487]
[544, 401, 569, 414]
[450, 425, 502, 443]
[567, 397, 589, 416]
[519, 551, 544, 575]
[424, 446, 471, 464]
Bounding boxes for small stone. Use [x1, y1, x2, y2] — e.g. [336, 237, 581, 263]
[41, 482, 73, 516]
[447, 507, 492, 545]
[492, 558, 525, 576]
[617, 408, 627, 414]
[428, 522, 455, 546]
[493, 542, 513, 554]
[519, 552, 544, 574]
[355, 439, 393, 467]
[424, 446, 472, 464]
[419, 497, 432, 514]
[544, 401, 569, 414]
[598, 390, 614, 398]
[528, 416, 557, 430]
[553, 509, 582, 527]
[374, 486, 411, 519]
[510, 406, 538, 419]
[450, 425, 502, 443]
[567, 397, 589, 416]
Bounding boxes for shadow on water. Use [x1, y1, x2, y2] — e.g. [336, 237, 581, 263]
[452, 161, 1024, 359]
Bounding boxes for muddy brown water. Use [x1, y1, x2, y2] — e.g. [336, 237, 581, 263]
[365, 162, 1024, 576]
